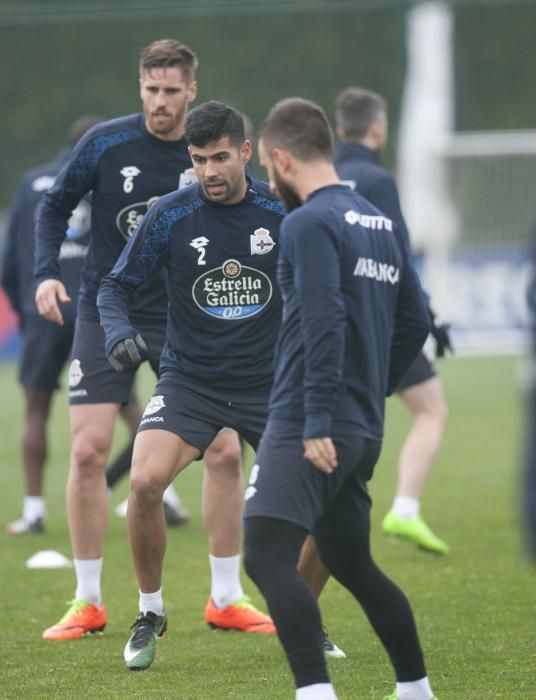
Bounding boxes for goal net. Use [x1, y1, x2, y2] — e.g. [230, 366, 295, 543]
[414, 130, 534, 354]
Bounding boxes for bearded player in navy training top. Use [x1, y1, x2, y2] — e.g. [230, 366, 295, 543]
[34, 41, 261, 642]
[97, 101, 283, 671]
[243, 99, 438, 700]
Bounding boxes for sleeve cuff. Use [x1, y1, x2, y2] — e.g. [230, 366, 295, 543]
[303, 413, 333, 440]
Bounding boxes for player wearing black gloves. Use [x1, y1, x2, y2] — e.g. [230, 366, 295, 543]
[328, 86, 452, 555]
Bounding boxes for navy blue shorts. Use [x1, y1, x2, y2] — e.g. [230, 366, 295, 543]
[396, 350, 436, 392]
[137, 381, 269, 454]
[68, 318, 164, 405]
[19, 313, 75, 391]
[243, 425, 382, 537]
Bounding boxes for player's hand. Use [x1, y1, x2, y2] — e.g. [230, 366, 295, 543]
[108, 334, 148, 372]
[428, 306, 453, 358]
[303, 437, 338, 474]
[35, 279, 71, 326]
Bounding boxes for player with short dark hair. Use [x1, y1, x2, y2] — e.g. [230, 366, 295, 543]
[34, 43, 253, 643]
[244, 97, 437, 700]
[0, 114, 143, 535]
[332, 85, 451, 554]
[97, 100, 283, 670]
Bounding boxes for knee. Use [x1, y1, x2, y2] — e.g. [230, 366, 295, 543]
[205, 430, 242, 477]
[71, 435, 109, 478]
[129, 459, 166, 506]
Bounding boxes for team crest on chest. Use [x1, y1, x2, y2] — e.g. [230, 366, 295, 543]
[250, 228, 275, 256]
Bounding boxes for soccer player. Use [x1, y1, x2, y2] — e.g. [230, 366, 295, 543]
[1, 115, 143, 535]
[34, 41, 253, 641]
[97, 100, 283, 670]
[243, 97, 438, 700]
[332, 86, 451, 554]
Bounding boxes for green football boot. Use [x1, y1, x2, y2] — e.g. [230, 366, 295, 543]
[382, 510, 449, 554]
[124, 610, 167, 670]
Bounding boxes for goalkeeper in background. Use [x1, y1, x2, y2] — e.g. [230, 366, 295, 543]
[332, 86, 452, 554]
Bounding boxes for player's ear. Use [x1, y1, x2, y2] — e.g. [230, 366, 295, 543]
[272, 147, 291, 173]
[187, 80, 198, 103]
[240, 140, 252, 164]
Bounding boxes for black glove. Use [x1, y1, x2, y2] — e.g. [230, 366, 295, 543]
[108, 334, 148, 372]
[428, 307, 453, 358]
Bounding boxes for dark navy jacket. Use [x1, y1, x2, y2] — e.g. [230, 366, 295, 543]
[334, 142, 411, 249]
[2, 151, 89, 321]
[98, 178, 284, 397]
[268, 184, 430, 441]
[34, 113, 194, 324]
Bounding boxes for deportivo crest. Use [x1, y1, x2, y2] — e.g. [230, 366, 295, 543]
[68, 359, 84, 387]
[116, 197, 159, 240]
[179, 168, 198, 190]
[144, 395, 166, 416]
[250, 228, 275, 256]
[192, 259, 272, 320]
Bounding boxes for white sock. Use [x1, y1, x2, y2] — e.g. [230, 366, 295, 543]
[74, 558, 103, 604]
[139, 588, 164, 615]
[163, 483, 183, 509]
[396, 676, 434, 700]
[296, 683, 338, 699]
[392, 495, 419, 520]
[23, 495, 45, 522]
[209, 554, 244, 608]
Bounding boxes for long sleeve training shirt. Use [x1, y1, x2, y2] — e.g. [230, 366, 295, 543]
[268, 184, 430, 441]
[98, 178, 284, 398]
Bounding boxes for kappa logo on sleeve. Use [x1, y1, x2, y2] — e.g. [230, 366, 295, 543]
[250, 228, 275, 256]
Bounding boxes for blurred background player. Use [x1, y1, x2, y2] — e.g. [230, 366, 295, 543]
[0, 115, 145, 535]
[34, 41, 249, 641]
[333, 86, 452, 554]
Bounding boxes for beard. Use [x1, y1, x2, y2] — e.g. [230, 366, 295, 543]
[273, 170, 302, 212]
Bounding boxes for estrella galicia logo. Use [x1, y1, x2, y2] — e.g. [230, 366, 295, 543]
[116, 197, 159, 241]
[192, 259, 272, 320]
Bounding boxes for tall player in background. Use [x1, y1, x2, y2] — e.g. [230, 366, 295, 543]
[333, 86, 451, 554]
[34, 40, 257, 642]
[0, 115, 143, 535]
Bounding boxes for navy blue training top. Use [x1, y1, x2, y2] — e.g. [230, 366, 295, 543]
[34, 113, 194, 324]
[334, 142, 411, 249]
[97, 177, 284, 398]
[268, 183, 430, 441]
[2, 151, 89, 321]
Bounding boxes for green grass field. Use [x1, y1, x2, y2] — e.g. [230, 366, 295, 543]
[0, 355, 532, 699]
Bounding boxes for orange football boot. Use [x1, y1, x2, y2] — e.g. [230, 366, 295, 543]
[42, 599, 106, 640]
[205, 596, 275, 633]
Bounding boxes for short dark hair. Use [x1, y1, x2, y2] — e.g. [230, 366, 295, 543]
[259, 98, 333, 161]
[335, 87, 386, 140]
[185, 101, 245, 148]
[139, 39, 198, 84]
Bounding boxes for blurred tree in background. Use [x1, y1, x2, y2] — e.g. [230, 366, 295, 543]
[0, 0, 534, 208]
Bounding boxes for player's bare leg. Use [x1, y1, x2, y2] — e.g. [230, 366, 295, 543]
[6, 388, 52, 534]
[128, 429, 199, 593]
[68, 403, 119, 560]
[202, 428, 272, 632]
[42, 402, 119, 640]
[202, 428, 243, 557]
[383, 376, 449, 553]
[123, 429, 199, 670]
